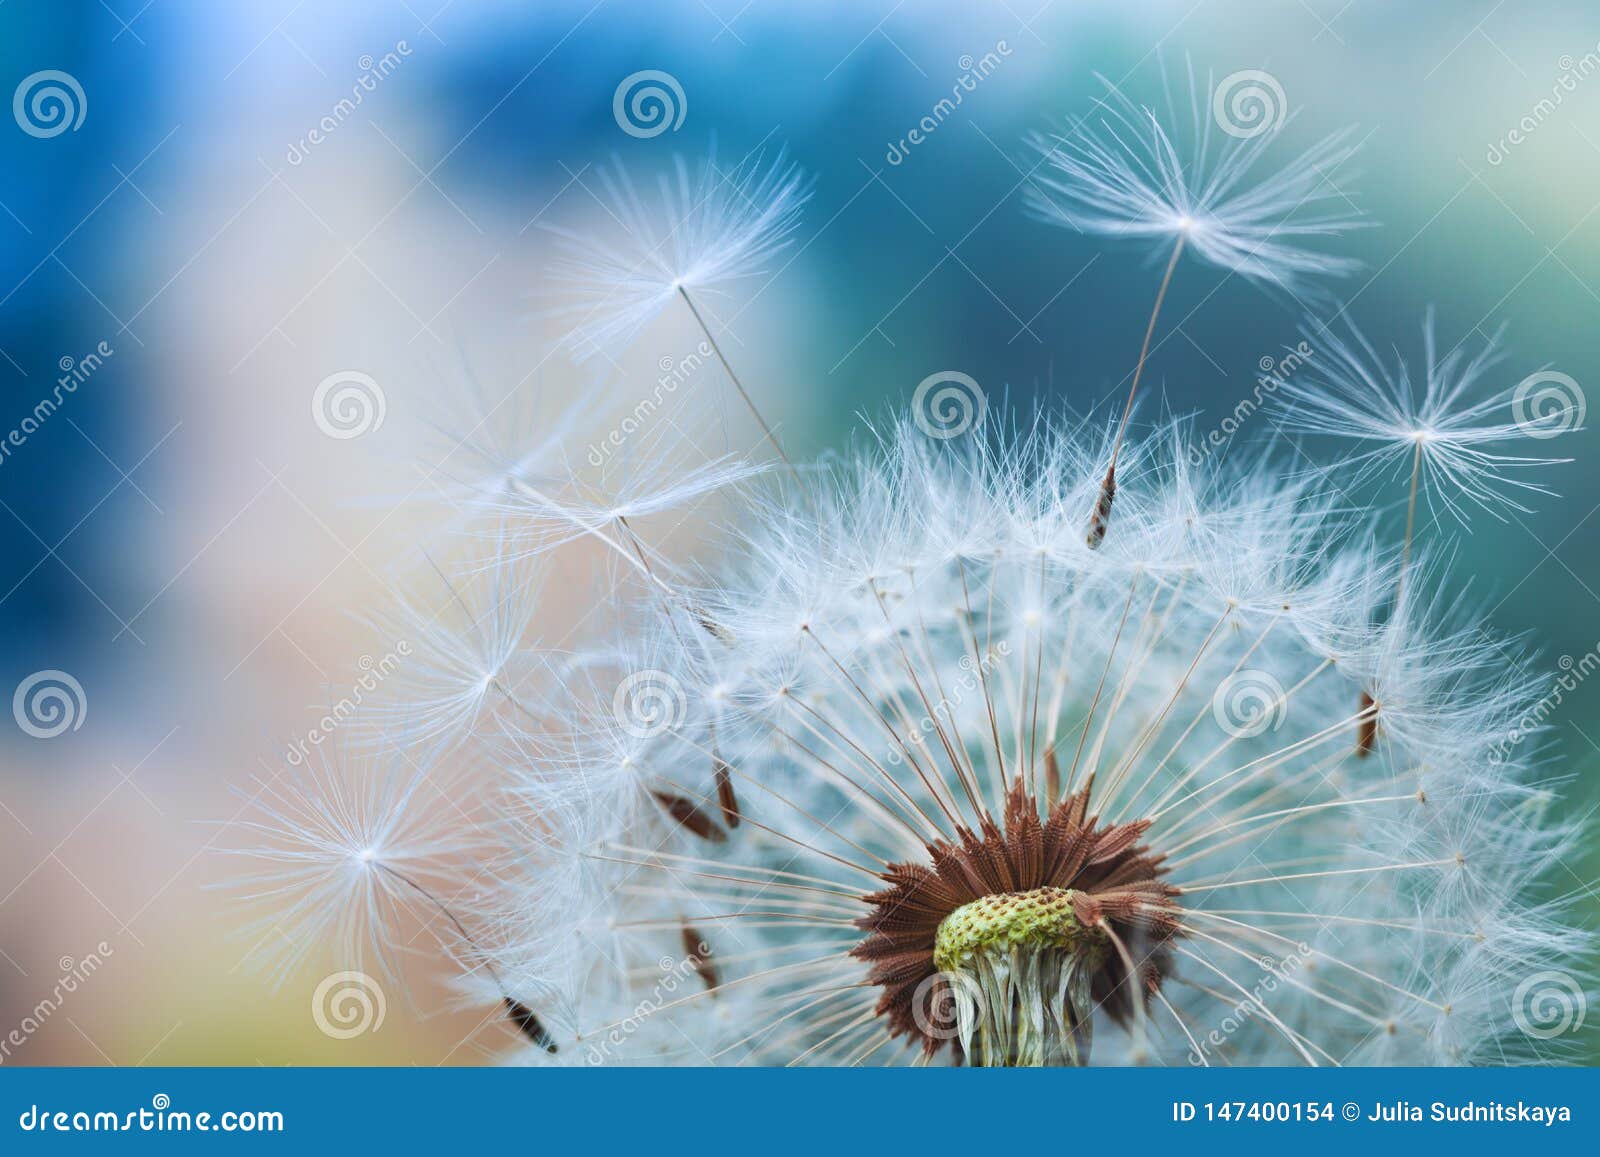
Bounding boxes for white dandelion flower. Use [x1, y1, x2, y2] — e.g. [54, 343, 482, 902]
[472, 419, 1587, 1066]
[1274, 311, 1573, 523]
[233, 117, 1589, 1069]
[1024, 66, 1366, 295]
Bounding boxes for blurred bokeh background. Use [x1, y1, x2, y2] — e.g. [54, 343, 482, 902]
[0, 0, 1596, 1064]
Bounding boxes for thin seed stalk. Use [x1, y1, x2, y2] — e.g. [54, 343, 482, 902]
[1090, 231, 1186, 549]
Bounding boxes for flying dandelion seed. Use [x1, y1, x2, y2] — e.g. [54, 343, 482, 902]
[1271, 311, 1575, 765]
[1023, 64, 1367, 295]
[544, 148, 811, 363]
[1025, 62, 1369, 550]
[1273, 311, 1574, 526]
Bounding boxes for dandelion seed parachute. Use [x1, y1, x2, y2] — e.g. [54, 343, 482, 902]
[359, 542, 549, 754]
[1272, 311, 1572, 522]
[545, 149, 812, 360]
[390, 355, 587, 533]
[221, 745, 478, 985]
[1023, 66, 1366, 294]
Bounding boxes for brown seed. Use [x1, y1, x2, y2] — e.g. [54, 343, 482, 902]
[713, 758, 740, 828]
[1087, 463, 1116, 550]
[652, 791, 727, 843]
[1044, 747, 1061, 802]
[502, 997, 558, 1053]
[682, 926, 719, 990]
[686, 601, 736, 644]
[1357, 691, 1378, 758]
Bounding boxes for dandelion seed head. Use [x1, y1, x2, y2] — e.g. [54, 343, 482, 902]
[468, 419, 1588, 1065]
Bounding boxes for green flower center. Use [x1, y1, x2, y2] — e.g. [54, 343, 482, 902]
[933, 886, 1101, 973]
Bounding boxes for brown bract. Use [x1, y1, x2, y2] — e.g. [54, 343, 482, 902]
[851, 777, 1180, 1057]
